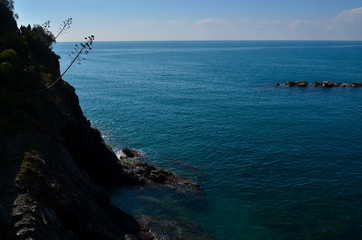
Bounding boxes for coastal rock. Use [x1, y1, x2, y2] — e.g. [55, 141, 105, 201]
[321, 81, 334, 87]
[285, 81, 296, 86]
[119, 157, 200, 187]
[0, 80, 154, 239]
[285, 81, 362, 88]
[122, 147, 141, 158]
[297, 81, 308, 87]
[349, 82, 362, 87]
[285, 81, 308, 87]
[137, 215, 215, 240]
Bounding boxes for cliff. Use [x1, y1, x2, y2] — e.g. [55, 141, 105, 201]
[1, 76, 184, 239]
[0, 3, 194, 239]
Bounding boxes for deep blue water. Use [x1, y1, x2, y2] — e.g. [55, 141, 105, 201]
[54, 41, 362, 240]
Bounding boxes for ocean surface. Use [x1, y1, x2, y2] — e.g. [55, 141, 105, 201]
[54, 41, 362, 240]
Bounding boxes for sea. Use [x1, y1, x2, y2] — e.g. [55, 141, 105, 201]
[54, 41, 362, 240]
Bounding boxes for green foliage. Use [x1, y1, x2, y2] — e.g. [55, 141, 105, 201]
[0, 48, 18, 64]
[14, 150, 45, 189]
[30, 24, 55, 48]
[20, 24, 60, 77]
[0, 61, 14, 72]
[0, 32, 30, 60]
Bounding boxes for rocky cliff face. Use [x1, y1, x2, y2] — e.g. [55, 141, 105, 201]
[1, 3, 200, 238]
[0, 34, 187, 240]
[0, 79, 162, 239]
[1, 74, 196, 239]
[0, 33, 200, 240]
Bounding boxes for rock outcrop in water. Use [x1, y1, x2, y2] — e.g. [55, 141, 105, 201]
[119, 148, 201, 187]
[275, 81, 362, 87]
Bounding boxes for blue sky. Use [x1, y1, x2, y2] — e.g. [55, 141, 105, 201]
[14, 0, 362, 41]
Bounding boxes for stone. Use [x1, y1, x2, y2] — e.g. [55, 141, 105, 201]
[297, 81, 308, 87]
[285, 81, 296, 86]
[285, 81, 309, 87]
[122, 147, 140, 158]
[137, 215, 215, 240]
[350, 82, 362, 87]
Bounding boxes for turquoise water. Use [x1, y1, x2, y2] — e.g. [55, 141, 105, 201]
[54, 41, 362, 240]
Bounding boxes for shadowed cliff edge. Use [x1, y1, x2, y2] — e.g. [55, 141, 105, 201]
[0, 2, 202, 239]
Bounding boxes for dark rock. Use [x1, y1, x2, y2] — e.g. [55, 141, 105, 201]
[297, 81, 308, 87]
[321, 81, 334, 87]
[119, 158, 199, 187]
[350, 82, 362, 87]
[0, 80, 155, 239]
[310, 82, 320, 87]
[285, 81, 296, 86]
[285, 81, 308, 87]
[137, 215, 215, 240]
[298, 81, 362, 88]
[122, 147, 140, 158]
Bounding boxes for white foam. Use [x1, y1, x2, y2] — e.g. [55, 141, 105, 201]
[115, 149, 126, 159]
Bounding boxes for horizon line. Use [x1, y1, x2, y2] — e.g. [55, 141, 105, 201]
[55, 39, 362, 43]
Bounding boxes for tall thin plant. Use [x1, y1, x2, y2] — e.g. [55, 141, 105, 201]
[55, 18, 72, 40]
[47, 35, 94, 89]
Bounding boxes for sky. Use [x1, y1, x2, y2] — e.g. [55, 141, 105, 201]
[14, 0, 362, 41]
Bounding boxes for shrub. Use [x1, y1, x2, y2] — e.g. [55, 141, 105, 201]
[0, 48, 19, 65]
[14, 150, 45, 189]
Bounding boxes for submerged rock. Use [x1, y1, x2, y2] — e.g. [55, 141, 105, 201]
[263, 215, 301, 232]
[137, 215, 215, 240]
[316, 221, 352, 240]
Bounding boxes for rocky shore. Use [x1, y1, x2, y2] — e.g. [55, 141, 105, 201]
[275, 81, 362, 87]
[0, 75, 204, 239]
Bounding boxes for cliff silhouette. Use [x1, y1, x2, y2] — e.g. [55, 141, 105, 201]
[0, 2, 199, 239]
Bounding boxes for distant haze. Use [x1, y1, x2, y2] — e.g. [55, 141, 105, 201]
[14, 0, 362, 41]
